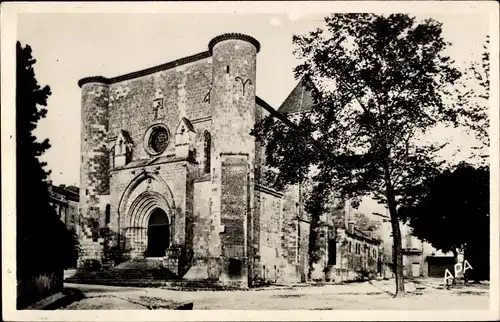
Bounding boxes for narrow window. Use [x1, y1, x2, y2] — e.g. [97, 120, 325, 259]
[203, 131, 211, 174]
[105, 204, 111, 224]
[226, 65, 230, 74]
[349, 241, 352, 253]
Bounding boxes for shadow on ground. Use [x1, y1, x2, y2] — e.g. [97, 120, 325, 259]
[42, 288, 85, 310]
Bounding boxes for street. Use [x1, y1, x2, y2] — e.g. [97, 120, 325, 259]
[59, 278, 489, 310]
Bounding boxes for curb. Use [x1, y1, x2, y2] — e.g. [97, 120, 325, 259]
[25, 288, 85, 310]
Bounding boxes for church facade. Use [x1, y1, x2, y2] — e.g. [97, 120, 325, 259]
[77, 33, 310, 287]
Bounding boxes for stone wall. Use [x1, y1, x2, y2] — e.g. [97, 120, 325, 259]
[192, 179, 212, 260]
[210, 36, 258, 287]
[328, 229, 380, 282]
[79, 82, 110, 264]
[255, 187, 282, 282]
[107, 57, 212, 161]
[254, 184, 309, 284]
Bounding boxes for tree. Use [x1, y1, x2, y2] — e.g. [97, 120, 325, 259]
[400, 162, 489, 283]
[253, 14, 470, 297]
[16, 41, 78, 286]
[454, 36, 490, 151]
[352, 212, 380, 239]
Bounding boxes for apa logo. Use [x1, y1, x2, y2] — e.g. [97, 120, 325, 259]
[444, 260, 473, 286]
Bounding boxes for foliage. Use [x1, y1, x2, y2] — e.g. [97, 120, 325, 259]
[80, 259, 103, 271]
[352, 212, 381, 238]
[16, 41, 79, 279]
[399, 162, 489, 280]
[62, 228, 81, 268]
[252, 14, 483, 296]
[354, 267, 371, 281]
[452, 36, 490, 150]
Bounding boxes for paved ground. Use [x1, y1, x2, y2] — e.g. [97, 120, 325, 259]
[60, 278, 490, 310]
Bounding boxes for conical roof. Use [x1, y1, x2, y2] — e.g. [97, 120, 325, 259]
[277, 77, 315, 114]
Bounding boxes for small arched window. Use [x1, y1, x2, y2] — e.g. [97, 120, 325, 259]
[105, 204, 111, 225]
[203, 131, 211, 174]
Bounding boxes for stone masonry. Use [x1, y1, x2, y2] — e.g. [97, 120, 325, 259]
[78, 33, 310, 287]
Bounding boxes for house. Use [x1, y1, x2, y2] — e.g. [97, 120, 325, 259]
[48, 182, 79, 232]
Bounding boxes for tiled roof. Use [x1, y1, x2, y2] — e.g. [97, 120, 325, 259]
[50, 184, 79, 202]
[65, 185, 79, 194]
[277, 77, 315, 115]
[345, 227, 381, 245]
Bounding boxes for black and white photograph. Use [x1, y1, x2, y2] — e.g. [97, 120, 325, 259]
[2, 1, 499, 321]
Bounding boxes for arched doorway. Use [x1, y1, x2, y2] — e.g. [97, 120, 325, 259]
[144, 208, 170, 257]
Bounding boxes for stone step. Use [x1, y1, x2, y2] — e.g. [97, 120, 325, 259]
[65, 277, 241, 290]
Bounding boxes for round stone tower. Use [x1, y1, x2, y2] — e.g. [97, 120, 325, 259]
[208, 33, 260, 286]
[78, 77, 110, 265]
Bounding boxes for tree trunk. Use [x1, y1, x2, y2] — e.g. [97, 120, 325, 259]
[384, 162, 405, 297]
[451, 248, 458, 285]
[388, 200, 405, 297]
[463, 247, 468, 284]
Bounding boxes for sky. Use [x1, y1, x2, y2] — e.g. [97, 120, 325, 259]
[17, 9, 491, 216]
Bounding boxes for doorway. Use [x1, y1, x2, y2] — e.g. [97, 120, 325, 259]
[145, 208, 170, 257]
[412, 262, 421, 277]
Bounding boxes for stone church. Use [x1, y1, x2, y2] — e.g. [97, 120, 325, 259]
[77, 33, 312, 287]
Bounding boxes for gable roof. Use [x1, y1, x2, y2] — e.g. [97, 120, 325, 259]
[119, 130, 133, 143]
[178, 117, 195, 132]
[278, 77, 315, 115]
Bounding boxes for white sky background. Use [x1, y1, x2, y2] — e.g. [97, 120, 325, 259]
[17, 11, 490, 216]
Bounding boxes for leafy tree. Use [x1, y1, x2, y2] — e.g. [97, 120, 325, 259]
[16, 41, 78, 291]
[453, 35, 490, 151]
[253, 14, 472, 296]
[352, 212, 380, 239]
[400, 162, 489, 282]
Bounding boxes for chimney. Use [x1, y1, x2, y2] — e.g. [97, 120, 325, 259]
[348, 220, 355, 234]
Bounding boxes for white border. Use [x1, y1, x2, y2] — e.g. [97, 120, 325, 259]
[2, 1, 499, 321]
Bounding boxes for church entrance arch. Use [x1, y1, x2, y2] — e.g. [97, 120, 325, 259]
[145, 208, 170, 257]
[118, 171, 176, 259]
